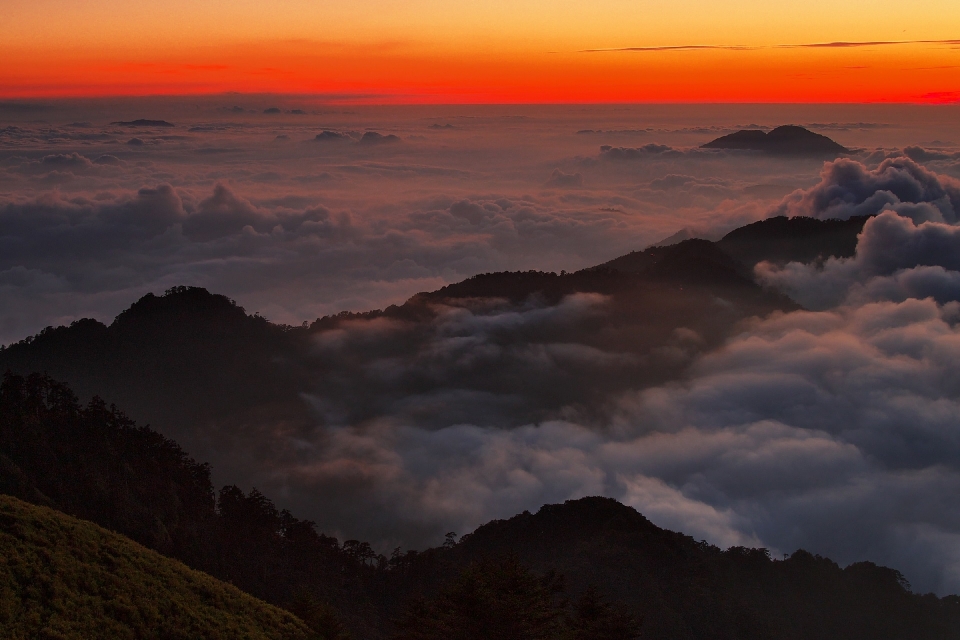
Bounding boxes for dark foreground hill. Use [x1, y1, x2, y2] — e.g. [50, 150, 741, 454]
[0, 495, 313, 639]
[701, 125, 849, 155]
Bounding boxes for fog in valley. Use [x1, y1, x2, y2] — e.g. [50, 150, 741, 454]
[3, 99, 960, 594]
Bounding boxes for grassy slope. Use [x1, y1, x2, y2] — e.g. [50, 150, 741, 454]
[0, 495, 313, 640]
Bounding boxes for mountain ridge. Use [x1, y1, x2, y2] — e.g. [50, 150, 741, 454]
[429, 496, 960, 640]
[0, 213, 868, 544]
[0, 219, 809, 448]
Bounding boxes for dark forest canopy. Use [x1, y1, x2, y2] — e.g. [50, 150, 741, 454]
[1, 372, 959, 639]
[0, 372, 376, 637]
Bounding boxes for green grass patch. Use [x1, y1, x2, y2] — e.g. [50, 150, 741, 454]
[0, 495, 313, 639]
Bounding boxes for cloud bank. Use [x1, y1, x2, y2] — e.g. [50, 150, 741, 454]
[759, 159, 960, 308]
[253, 157, 960, 597]
[258, 293, 960, 595]
[5, 102, 960, 595]
[774, 157, 960, 223]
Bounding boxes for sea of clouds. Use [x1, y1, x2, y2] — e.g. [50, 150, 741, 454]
[3, 100, 960, 594]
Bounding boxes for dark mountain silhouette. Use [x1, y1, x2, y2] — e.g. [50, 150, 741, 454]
[315, 130, 353, 142]
[598, 214, 867, 275]
[419, 237, 780, 305]
[0, 287, 315, 484]
[0, 215, 863, 491]
[359, 131, 401, 145]
[0, 235, 797, 452]
[717, 214, 870, 266]
[702, 125, 848, 155]
[597, 237, 754, 282]
[111, 119, 175, 127]
[423, 497, 960, 640]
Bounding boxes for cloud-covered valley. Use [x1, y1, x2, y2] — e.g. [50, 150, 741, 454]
[4, 100, 960, 596]
[12, 101, 936, 345]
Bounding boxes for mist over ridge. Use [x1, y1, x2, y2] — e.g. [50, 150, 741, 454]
[4, 101, 960, 597]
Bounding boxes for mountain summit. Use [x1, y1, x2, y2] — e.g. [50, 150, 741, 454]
[702, 125, 849, 155]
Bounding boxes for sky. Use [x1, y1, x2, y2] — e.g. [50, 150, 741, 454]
[4, 101, 960, 595]
[2, 0, 959, 101]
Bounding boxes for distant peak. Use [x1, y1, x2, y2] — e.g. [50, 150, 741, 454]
[111, 119, 175, 127]
[112, 286, 248, 327]
[702, 125, 848, 155]
[359, 131, 401, 145]
[648, 228, 698, 248]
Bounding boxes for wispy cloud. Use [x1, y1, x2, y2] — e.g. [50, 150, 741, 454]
[581, 39, 960, 53]
[581, 45, 758, 53]
[783, 39, 960, 49]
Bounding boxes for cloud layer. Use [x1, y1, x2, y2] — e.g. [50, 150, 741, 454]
[260, 156, 960, 596]
[2, 103, 851, 344]
[258, 294, 960, 595]
[5, 101, 960, 595]
[774, 157, 960, 223]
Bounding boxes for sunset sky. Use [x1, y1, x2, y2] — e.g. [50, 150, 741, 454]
[3, 0, 959, 101]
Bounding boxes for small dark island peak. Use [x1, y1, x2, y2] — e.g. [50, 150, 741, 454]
[111, 119, 175, 127]
[702, 124, 848, 155]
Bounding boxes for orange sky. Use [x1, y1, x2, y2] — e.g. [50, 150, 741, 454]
[2, 0, 959, 102]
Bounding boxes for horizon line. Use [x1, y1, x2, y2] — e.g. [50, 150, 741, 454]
[2, 96, 960, 106]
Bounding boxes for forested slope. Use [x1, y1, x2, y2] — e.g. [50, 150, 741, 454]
[0, 495, 313, 640]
